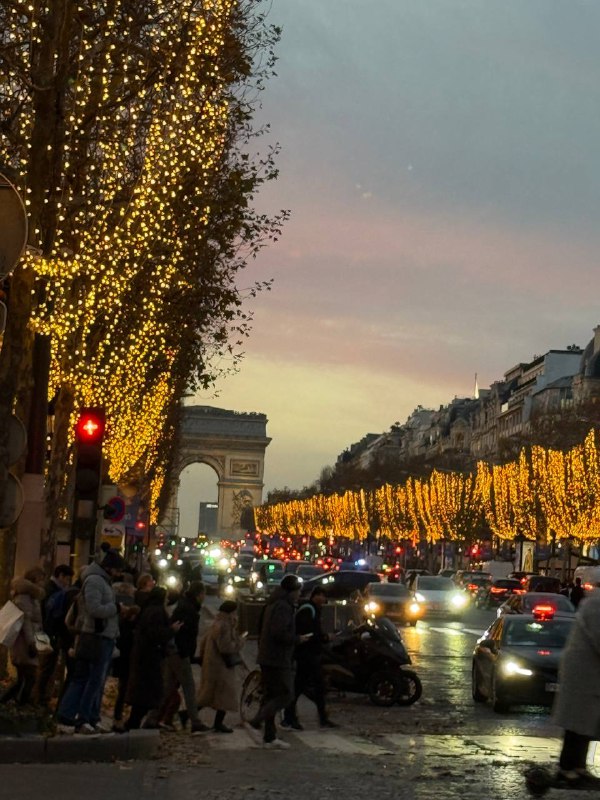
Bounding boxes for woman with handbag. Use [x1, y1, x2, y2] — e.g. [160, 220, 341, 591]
[196, 600, 245, 733]
[1, 567, 46, 706]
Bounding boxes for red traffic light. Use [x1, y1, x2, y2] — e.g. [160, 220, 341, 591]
[75, 408, 105, 444]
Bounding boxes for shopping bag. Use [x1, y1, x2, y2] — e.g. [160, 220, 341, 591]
[0, 600, 25, 648]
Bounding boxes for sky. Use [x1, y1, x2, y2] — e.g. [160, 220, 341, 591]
[180, 0, 600, 533]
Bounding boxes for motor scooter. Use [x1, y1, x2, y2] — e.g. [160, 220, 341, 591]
[318, 616, 422, 706]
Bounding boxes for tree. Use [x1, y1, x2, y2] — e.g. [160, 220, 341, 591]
[0, 1, 286, 596]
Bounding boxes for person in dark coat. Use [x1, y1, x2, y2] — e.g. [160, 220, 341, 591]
[125, 587, 182, 729]
[111, 575, 139, 731]
[37, 564, 74, 705]
[570, 577, 585, 609]
[245, 575, 311, 748]
[552, 589, 600, 788]
[282, 586, 337, 730]
[158, 581, 209, 733]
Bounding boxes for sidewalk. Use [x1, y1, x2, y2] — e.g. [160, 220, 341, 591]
[0, 728, 159, 764]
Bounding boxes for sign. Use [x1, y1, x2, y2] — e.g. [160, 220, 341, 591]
[104, 495, 125, 522]
[101, 523, 125, 550]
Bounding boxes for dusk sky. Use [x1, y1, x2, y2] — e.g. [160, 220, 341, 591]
[181, 1, 600, 534]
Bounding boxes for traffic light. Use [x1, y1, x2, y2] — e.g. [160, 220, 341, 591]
[72, 407, 105, 541]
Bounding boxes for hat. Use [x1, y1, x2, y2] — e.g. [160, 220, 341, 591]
[101, 549, 125, 571]
[280, 574, 301, 592]
[219, 600, 238, 614]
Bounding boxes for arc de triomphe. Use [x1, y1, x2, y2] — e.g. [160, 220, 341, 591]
[164, 405, 271, 539]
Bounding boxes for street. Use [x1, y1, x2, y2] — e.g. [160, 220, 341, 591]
[2, 604, 595, 800]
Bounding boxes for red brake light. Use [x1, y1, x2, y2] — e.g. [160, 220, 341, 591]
[533, 604, 555, 620]
[520, 577, 528, 585]
[537, 650, 551, 656]
[467, 583, 478, 591]
[584, 582, 594, 591]
[490, 586, 505, 594]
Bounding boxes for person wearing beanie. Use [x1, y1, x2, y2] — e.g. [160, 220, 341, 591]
[196, 599, 245, 733]
[57, 550, 125, 733]
[244, 575, 311, 748]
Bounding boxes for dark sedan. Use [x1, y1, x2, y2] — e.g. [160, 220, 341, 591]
[472, 613, 574, 712]
[300, 569, 380, 601]
[497, 592, 576, 619]
[476, 578, 524, 608]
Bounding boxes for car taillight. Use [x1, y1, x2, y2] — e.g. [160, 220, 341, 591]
[584, 582, 594, 591]
[468, 583, 478, 591]
[533, 604, 555, 620]
[537, 650, 551, 656]
[514, 589, 526, 594]
[490, 587, 505, 594]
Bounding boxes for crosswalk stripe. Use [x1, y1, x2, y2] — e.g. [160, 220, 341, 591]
[294, 730, 393, 755]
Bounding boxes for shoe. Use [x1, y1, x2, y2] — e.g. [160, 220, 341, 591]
[191, 722, 211, 735]
[93, 722, 111, 734]
[76, 723, 97, 735]
[263, 737, 291, 750]
[243, 721, 263, 745]
[281, 719, 303, 731]
[159, 722, 176, 732]
[213, 723, 234, 734]
[56, 723, 75, 735]
[320, 719, 339, 728]
[112, 721, 126, 733]
[557, 769, 600, 789]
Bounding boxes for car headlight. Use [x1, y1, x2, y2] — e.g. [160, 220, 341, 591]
[224, 584, 235, 596]
[502, 659, 533, 677]
[251, 572, 258, 581]
[450, 593, 468, 608]
[166, 574, 179, 587]
[233, 575, 243, 583]
[364, 601, 380, 613]
[415, 592, 426, 603]
[408, 602, 421, 615]
[256, 581, 264, 589]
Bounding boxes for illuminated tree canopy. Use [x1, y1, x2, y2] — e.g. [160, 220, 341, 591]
[0, 0, 285, 536]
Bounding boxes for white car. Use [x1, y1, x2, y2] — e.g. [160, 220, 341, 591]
[412, 575, 469, 617]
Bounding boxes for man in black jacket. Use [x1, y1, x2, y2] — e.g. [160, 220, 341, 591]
[158, 581, 209, 733]
[282, 586, 337, 730]
[245, 575, 311, 748]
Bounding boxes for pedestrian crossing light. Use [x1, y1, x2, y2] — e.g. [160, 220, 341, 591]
[73, 407, 105, 541]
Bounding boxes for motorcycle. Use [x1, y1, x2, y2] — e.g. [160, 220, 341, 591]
[318, 616, 422, 707]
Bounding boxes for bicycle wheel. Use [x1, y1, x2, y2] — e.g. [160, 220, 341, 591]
[239, 669, 263, 722]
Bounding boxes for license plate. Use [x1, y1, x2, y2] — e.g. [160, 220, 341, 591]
[545, 682, 559, 692]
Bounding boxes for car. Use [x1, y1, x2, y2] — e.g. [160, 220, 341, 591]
[300, 570, 380, 601]
[508, 571, 536, 587]
[438, 569, 456, 579]
[476, 578, 524, 608]
[284, 560, 313, 574]
[200, 566, 222, 595]
[356, 582, 423, 626]
[472, 611, 575, 712]
[454, 570, 490, 589]
[497, 592, 576, 619]
[411, 575, 470, 617]
[525, 575, 562, 594]
[463, 573, 493, 600]
[250, 559, 286, 595]
[405, 569, 431, 589]
[296, 564, 326, 581]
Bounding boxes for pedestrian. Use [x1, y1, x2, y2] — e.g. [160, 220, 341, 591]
[158, 581, 210, 733]
[196, 600, 246, 733]
[56, 549, 125, 733]
[245, 574, 311, 749]
[1, 567, 46, 706]
[111, 573, 139, 732]
[570, 577, 585, 609]
[551, 587, 600, 788]
[134, 573, 155, 609]
[282, 586, 337, 730]
[36, 564, 74, 705]
[125, 586, 182, 729]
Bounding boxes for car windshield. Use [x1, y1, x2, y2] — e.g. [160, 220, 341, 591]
[504, 618, 574, 647]
[522, 594, 574, 612]
[418, 577, 455, 591]
[369, 584, 411, 597]
[494, 579, 522, 589]
[468, 576, 491, 585]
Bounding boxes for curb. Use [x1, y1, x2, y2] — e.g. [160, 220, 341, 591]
[0, 729, 160, 764]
